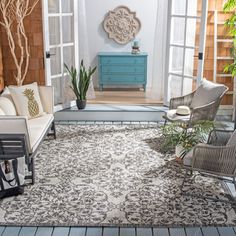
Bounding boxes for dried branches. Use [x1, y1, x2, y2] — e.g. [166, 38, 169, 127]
[0, 0, 39, 86]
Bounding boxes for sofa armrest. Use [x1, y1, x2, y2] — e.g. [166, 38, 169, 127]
[39, 86, 54, 114]
[0, 116, 31, 153]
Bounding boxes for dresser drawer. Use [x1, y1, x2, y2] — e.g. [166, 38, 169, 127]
[101, 65, 145, 74]
[100, 56, 146, 65]
[102, 75, 145, 83]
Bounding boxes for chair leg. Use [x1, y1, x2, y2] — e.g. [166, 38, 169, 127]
[31, 157, 35, 185]
[52, 121, 56, 139]
[48, 121, 56, 139]
[233, 177, 236, 191]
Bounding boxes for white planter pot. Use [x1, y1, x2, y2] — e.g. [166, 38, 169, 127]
[175, 145, 185, 158]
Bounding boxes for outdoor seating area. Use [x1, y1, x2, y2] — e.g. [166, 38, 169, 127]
[0, 0, 236, 235]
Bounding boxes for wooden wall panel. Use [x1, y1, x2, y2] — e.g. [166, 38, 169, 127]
[0, 44, 3, 92]
[0, 0, 45, 87]
[198, 0, 234, 105]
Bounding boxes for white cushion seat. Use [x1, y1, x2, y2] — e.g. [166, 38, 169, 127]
[0, 107, 5, 115]
[165, 109, 190, 122]
[28, 114, 54, 152]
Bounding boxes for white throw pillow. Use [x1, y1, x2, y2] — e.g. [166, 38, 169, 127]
[0, 97, 17, 115]
[190, 79, 227, 108]
[8, 82, 44, 119]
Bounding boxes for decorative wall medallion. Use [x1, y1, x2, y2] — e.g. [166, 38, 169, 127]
[103, 6, 141, 45]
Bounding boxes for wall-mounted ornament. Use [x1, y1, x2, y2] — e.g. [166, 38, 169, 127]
[103, 6, 141, 45]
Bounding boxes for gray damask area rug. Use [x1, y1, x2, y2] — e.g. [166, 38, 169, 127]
[0, 124, 236, 226]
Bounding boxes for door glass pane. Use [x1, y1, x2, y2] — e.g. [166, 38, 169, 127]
[183, 77, 194, 95]
[187, 0, 198, 16]
[50, 47, 61, 76]
[184, 48, 195, 76]
[63, 74, 76, 103]
[49, 17, 60, 45]
[170, 17, 185, 45]
[63, 46, 75, 71]
[61, 0, 73, 13]
[186, 18, 199, 47]
[52, 77, 63, 105]
[62, 16, 74, 43]
[169, 75, 183, 99]
[169, 47, 184, 75]
[172, 0, 186, 15]
[48, 0, 59, 13]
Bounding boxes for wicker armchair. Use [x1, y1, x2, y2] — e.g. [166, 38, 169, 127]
[181, 129, 236, 203]
[163, 85, 228, 126]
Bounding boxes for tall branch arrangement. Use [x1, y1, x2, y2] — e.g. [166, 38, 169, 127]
[0, 0, 39, 86]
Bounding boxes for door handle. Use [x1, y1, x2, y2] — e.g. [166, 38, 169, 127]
[46, 51, 56, 58]
[194, 53, 203, 60]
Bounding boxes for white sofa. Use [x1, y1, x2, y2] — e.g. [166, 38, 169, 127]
[0, 86, 56, 184]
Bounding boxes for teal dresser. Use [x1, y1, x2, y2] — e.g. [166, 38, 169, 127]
[98, 52, 148, 91]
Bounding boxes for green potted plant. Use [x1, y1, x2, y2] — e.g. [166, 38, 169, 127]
[64, 60, 96, 110]
[223, 0, 236, 129]
[161, 121, 214, 162]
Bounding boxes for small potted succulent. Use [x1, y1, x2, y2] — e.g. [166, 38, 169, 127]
[161, 121, 214, 162]
[64, 60, 96, 110]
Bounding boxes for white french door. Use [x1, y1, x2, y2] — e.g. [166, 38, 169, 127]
[164, 0, 208, 105]
[42, 0, 79, 111]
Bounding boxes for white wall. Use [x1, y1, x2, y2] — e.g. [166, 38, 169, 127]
[83, 0, 158, 89]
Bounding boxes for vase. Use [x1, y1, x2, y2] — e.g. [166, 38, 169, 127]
[175, 145, 186, 158]
[76, 99, 86, 110]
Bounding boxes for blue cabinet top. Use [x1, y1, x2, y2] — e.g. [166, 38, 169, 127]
[98, 52, 148, 56]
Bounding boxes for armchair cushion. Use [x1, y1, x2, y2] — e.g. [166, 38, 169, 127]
[0, 97, 17, 115]
[8, 82, 44, 119]
[164, 109, 190, 122]
[226, 130, 236, 146]
[190, 79, 227, 108]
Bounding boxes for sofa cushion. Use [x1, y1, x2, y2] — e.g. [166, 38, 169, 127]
[28, 114, 54, 152]
[0, 107, 5, 115]
[1, 87, 13, 101]
[190, 79, 227, 108]
[8, 82, 44, 119]
[0, 97, 17, 115]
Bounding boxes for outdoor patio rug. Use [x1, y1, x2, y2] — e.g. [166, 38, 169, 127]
[0, 124, 236, 226]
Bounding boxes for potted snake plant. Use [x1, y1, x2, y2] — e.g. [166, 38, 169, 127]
[161, 121, 214, 162]
[64, 60, 96, 109]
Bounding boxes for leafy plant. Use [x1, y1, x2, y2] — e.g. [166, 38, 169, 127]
[64, 60, 96, 101]
[223, 0, 236, 76]
[161, 121, 214, 158]
[223, 0, 236, 130]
